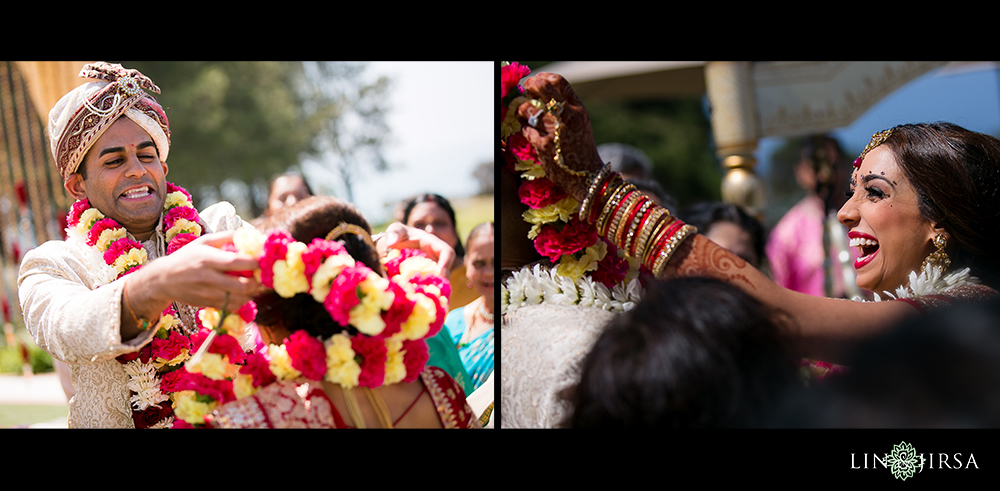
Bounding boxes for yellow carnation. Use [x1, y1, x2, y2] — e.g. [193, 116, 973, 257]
[113, 248, 147, 275]
[164, 191, 192, 210]
[198, 308, 221, 330]
[77, 208, 105, 234]
[324, 334, 361, 389]
[166, 218, 202, 242]
[221, 313, 246, 339]
[233, 373, 258, 399]
[400, 293, 436, 340]
[514, 159, 546, 180]
[96, 227, 126, 252]
[383, 338, 406, 385]
[267, 343, 302, 381]
[186, 352, 234, 381]
[310, 254, 355, 302]
[154, 348, 189, 369]
[523, 197, 580, 239]
[172, 390, 216, 425]
[233, 228, 265, 257]
[272, 241, 309, 298]
[397, 255, 440, 279]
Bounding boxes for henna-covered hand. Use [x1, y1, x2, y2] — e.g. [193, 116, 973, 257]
[516, 73, 604, 201]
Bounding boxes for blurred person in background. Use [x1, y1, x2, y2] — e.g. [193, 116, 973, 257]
[684, 201, 767, 270]
[444, 222, 495, 393]
[398, 193, 476, 394]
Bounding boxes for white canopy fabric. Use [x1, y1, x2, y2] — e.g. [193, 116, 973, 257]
[530, 61, 996, 138]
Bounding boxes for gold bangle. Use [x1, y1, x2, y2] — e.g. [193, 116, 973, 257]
[578, 164, 612, 223]
[624, 199, 655, 257]
[633, 207, 666, 260]
[642, 215, 674, 266]
[596, 181, 632, 237]
[122, 280, 151, 331]
[652, 224, 698, 276]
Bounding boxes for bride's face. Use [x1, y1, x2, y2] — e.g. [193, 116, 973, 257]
[837, 146, 940, 294]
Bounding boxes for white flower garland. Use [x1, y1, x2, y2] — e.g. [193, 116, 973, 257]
[854, 263, 979, 303]
[500, 263, 644, 316]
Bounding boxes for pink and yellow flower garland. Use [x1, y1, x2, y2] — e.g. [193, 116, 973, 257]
[66, 181, 231, 429]
[500, 61, 635, 288]
[166, 228, 450, 428]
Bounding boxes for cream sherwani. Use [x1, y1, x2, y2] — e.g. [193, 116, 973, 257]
[18, 202, 248, 428]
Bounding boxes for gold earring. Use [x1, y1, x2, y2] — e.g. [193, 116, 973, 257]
[921, 234, 950, 272]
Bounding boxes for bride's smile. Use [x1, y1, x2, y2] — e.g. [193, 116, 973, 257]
[837, 146, 942, 294]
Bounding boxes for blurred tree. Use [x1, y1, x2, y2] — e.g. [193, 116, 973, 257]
[121, 61, 391, 217]
[473, 160, 494, 195]
[516, 61, 718, 209]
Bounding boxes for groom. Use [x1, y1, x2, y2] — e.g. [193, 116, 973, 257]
[17, 62, 259, 428]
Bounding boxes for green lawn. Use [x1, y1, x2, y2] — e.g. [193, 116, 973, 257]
[0, 404, 68, 428]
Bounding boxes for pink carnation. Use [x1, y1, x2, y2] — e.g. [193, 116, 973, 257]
[159, 369, 187, 393]
[163, 205, 199, 232]
[259, 230, 293, 288]
[150, 330, 192, 362]
[166, 182, 193, 203]
[533, 218, 599, 263]
[352, 335, 387, 388]
[240, 351, 276, 388]
[103, 237, 143, 266]
[589, 238, 630, 288]
[380, 280, 414, 339]
[285, 330, 327, 381]
[86, 218, 122, 247]
[382, 248, 423, 278]
[410, 274, 452, 301]
[66, 199, 91, 228]
[507, 132, 537, 164]
[518, 177, 567, 209]
[321, 264, 369, 326]
[236, 301, 258, 323]
[166, 232, 199, 255]
[401, 339, 428, 383]
[301, 238, 347, 281]
[500, 62, 530, 102]
[171, 370, 235, 404]
[211, 332, 247, 365]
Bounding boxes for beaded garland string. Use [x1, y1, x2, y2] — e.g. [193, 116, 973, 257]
[66, 181, 225, 429]
[163, 227, 452, 428]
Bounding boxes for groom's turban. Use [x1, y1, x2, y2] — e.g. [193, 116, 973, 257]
[48, 62, 171, 181]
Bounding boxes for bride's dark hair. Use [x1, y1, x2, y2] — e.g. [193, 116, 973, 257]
[252, 195, 382, 340]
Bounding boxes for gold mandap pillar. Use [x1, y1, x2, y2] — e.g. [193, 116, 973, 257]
[704, 61, 766, 217]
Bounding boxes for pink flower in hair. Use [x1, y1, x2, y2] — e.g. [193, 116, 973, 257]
[352, 334, 387, 388]
[285, 330, 327, 381]
[259, 229, 293, 288]
[380, 280, 415, 339]
[401, 339, 428, 383]
[301, 238, 347, 281]
[322, 264, 369, 326]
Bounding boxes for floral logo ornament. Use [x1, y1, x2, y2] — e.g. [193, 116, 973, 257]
[886, 441, 921, 481]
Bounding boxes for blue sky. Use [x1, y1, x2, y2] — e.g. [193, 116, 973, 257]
[301, 61, 493, 224]
[757, 64, 1000, 176]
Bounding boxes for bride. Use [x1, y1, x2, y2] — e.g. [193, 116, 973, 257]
[503, 68, 1000, 380]
[180, 196, 479, 428]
